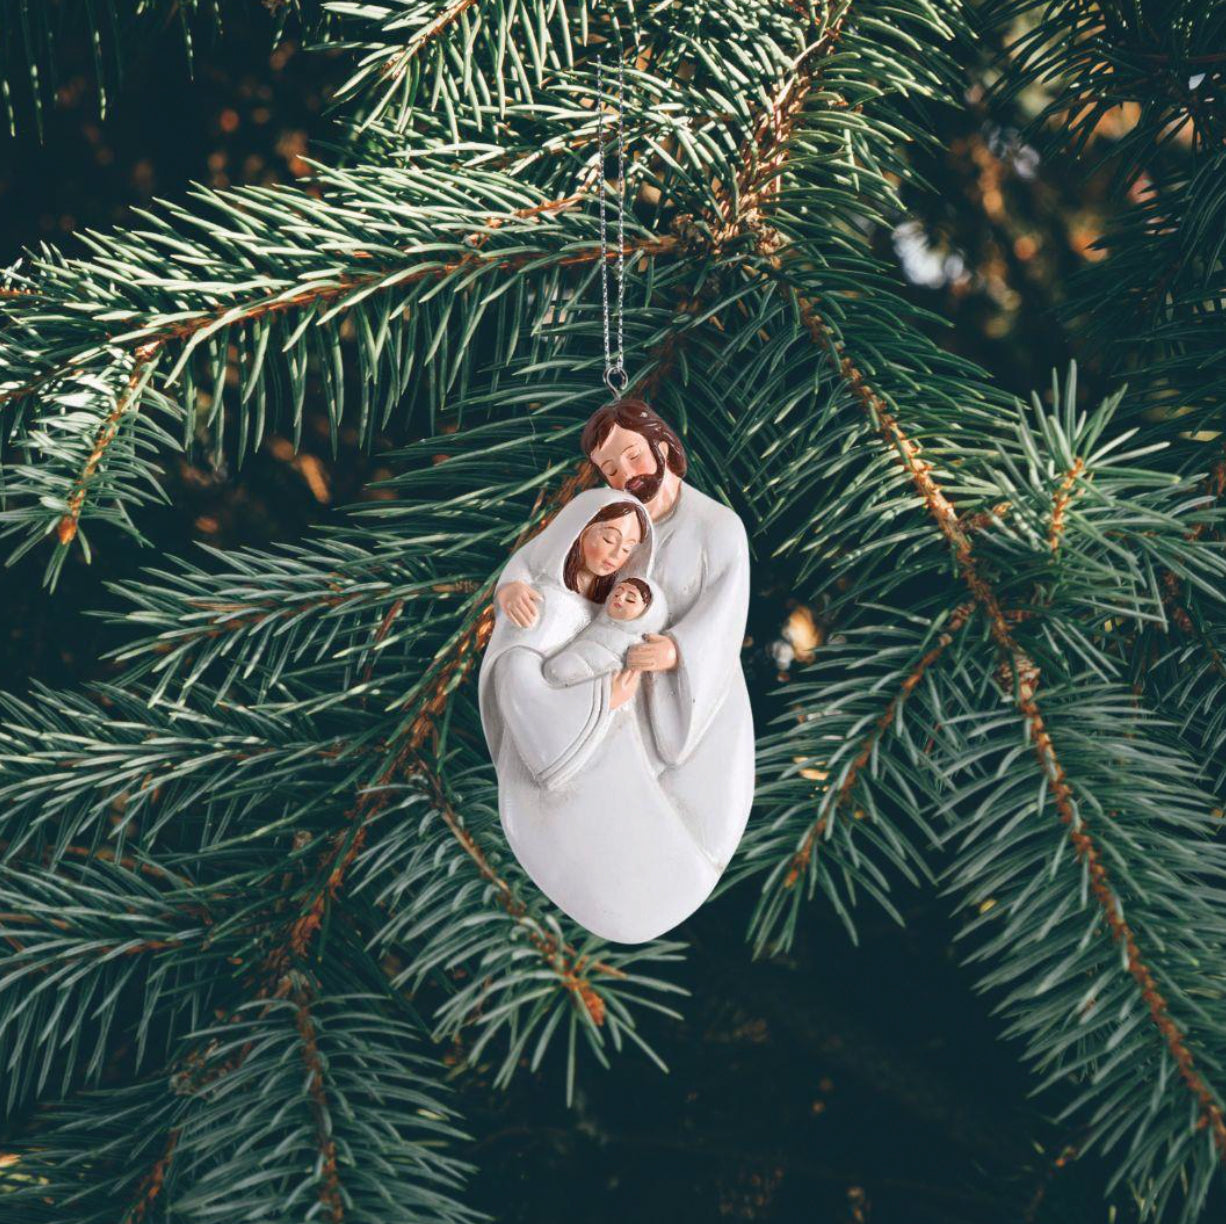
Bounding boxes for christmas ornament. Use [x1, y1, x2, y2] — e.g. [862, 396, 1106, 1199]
[475, 23, 755, 943]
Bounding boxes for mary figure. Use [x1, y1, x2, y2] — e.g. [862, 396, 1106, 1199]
[477, 486, 722, 943]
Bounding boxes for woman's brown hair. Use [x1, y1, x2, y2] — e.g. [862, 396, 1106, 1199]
[563, 501, 648, 602]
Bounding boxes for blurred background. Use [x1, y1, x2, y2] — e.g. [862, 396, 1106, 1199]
[0, 6, 1196, 1221]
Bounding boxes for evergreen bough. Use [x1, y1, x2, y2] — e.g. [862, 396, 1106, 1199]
[0, 1, 1224, 1220]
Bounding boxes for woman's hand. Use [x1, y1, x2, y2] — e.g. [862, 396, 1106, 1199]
[610, 667, 642, 710]
[496, 580, 542, 628]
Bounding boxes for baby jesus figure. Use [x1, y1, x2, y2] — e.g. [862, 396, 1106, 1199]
[542, 578, 670, 689]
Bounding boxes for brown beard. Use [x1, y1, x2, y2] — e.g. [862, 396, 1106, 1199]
[624, 440, 666, 503]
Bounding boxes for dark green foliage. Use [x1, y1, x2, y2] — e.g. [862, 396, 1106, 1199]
[0, 0, 326, 140]
[976, 0, 1226, 444]
[1, 1, 1225, 1220]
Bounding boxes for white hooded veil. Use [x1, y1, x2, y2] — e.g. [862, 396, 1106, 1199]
[475, 484, 720, 944]
[477, 485, 657, 786]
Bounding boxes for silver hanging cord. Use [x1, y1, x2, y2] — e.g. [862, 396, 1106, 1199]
[595, 31, 628, 398]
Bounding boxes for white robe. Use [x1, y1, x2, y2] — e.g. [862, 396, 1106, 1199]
[478, 486, 721, 943]
[621, 481, 756, 872]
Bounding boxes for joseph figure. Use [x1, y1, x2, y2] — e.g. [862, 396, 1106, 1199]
[496, 397, 755, 872]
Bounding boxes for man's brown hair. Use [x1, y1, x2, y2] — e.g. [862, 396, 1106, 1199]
[580, 396, 688, 479]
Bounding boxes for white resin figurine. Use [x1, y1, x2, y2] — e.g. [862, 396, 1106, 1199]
[476, 398, 755, 943]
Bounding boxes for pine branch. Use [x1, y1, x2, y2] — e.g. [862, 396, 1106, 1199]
[0, 979, 488, 1224]
[932, 669, 1226, 1213]
[0, 451, 683, 1206]
[0, 176, 670, 418]
[5, 2, 1226, 1218]
[976, 1, 1226, 450]
[761, 288, 1226, 1154]
[0, 169, 680, 585]
[744, 363, 1226, 1214]
[780, 599, 976, 891]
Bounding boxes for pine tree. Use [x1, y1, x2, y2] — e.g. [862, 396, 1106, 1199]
[1, 1, 1225, 1221]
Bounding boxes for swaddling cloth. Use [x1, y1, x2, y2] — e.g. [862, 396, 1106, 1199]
[543, 582, 670, 687]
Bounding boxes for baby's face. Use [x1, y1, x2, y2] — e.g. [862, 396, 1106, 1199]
[607, 582, 647, 621]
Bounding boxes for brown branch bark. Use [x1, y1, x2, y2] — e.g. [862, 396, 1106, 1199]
[1048, 457, 1086, 554]
[380, 0, 483, 84]
[292, 977, 345, 1223]
[55, 341, 160, 545]
[783, 600, 976, 887]
[122, 1129, 179, 1224]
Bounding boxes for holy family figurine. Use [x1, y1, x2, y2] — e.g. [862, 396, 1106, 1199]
[476, 398, 755, 944]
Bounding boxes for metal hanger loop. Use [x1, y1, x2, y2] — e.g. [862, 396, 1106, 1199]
[595, 19, 628, 398]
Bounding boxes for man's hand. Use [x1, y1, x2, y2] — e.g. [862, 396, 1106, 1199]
[626, 633, 678, 672]
[496, 580, 542, 628]
[610, 667, 642, 710]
